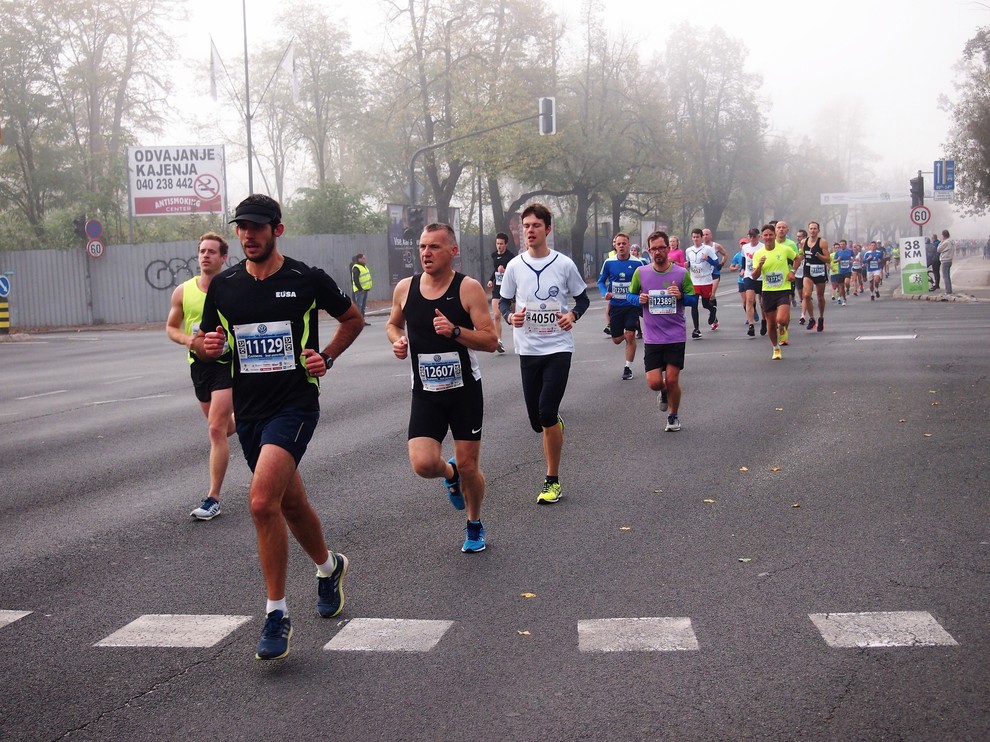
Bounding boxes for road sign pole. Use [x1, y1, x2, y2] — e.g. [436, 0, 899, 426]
[918, 170, 923, 237]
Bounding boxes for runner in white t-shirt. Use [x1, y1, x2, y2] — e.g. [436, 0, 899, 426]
[684, 228, 719, 339]
[498, 203, 590, 505]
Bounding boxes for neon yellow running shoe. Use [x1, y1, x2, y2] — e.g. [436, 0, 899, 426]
[772, 347, 782, 360]
[779, 326, 789, 346]
[537, 480, 562, 504]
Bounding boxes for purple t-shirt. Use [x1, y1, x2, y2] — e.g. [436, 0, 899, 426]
[632, 263, 692, 345]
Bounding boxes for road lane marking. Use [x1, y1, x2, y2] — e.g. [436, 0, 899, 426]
[578, 617, 700, 652]
[324, 618, 454, 652]
[16, 390, 67, 400]
[0, 610, 32, 629]
[809, 611, 958, 648]
[103, 376, 145, 384]
[95, 614, 252, 648]
[85, 394, 172, 406]
[854, 335, 918, 340]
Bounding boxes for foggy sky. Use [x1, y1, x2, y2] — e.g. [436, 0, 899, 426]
[179, 0, 989, 235]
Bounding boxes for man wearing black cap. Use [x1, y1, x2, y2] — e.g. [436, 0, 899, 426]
[192, 193, 364, 660]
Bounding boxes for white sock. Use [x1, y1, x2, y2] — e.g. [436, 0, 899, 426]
[316, 554, 336, 577]
[266, 598, 288, 616]
[624, 361, 632, 369]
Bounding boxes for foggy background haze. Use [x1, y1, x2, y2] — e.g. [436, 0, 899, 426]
[175, 0, 989, 236]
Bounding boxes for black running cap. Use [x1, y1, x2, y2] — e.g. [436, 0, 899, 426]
[229, 199, 281, 224]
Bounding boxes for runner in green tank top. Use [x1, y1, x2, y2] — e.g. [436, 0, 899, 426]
[166, 233, 235, 520]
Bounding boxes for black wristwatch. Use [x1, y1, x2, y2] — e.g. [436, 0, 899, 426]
[319, 352, 334, 369]
[451, 326, 461, 338]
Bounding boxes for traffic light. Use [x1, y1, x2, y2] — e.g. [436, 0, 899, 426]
[539, 97, 556, 136]
[910, 176, 924, 208]
[403, 206, 424, 241]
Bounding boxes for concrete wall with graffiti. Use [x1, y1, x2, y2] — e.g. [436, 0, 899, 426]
[0, 233, 497, 330]
[0, 229, 621, 330]
[0, 235, 383, 329]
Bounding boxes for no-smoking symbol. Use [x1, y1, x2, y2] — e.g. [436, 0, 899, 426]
[193, 174, 220, 200]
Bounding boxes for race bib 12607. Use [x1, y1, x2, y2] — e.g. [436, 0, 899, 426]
[417, 351, 464, 392]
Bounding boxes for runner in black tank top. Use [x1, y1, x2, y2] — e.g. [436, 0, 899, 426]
[386, 222, 498, 554]
[404, 272, 481, 395]
[801, 221, 831, 332]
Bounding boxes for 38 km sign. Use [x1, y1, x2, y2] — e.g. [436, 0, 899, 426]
[910, 205, 932, 226]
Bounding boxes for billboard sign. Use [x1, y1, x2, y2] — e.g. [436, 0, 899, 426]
[386, 204, 461, 285]
[127, 146, 226, 217]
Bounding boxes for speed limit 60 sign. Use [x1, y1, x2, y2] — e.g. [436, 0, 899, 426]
[910, 205, 932, 226]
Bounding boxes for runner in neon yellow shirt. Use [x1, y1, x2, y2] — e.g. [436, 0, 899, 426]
[752, 224, 802, 360]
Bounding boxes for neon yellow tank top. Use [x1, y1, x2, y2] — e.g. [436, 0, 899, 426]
[181, 276, 206, 364]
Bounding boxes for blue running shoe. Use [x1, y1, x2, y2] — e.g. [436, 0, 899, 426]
[462, 521, 487, 553]
[317, 552, 349, 618]
[190, 496, 220, 520]
[443, 457, 465, 510]
[255, 610, 292, 660]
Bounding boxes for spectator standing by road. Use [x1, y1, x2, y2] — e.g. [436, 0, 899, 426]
[927, 236, 941, 291]
[350, 254, 373, 325]
[937, 229, 957, 295]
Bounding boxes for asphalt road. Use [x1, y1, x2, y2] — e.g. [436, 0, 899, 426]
[1, 283, 989, 741]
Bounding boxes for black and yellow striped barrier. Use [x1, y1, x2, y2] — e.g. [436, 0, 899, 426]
[0, 300, 9, 334]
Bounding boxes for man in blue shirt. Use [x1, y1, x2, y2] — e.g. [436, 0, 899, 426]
[598, 233, 643, 380]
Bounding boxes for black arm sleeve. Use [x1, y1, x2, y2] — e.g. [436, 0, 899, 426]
[498, 296, 514, 322]
[571, 290, 591, 320]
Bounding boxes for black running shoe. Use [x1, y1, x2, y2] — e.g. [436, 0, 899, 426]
[256, 610, 292, 660]
[317, 553, 349, 618]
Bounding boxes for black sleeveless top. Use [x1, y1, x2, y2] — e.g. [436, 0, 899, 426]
[404, 272, 480, 394]
[803, 238, 826, 265]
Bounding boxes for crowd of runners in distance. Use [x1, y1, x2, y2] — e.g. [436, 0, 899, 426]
[595, 220, 902, 366]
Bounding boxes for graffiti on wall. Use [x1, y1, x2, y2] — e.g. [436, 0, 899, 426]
[144, 256, 239, 290]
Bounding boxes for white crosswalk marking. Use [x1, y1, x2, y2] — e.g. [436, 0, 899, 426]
[809, 611, 958, 648]
[0, 610, 32, 629]
[5, 608, 964, 653]
[577, 617, 700, 652]
[95, 614, 252, 648]
[324, 618, 454, 652]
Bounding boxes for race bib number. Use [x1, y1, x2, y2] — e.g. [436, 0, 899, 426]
[234, 320, 294, 373]
[494, 272, 504, 286]
[764, 271, 784, 289]
[745, 256, 754, 272]
[839, 259, 851, 271]
[690, 262, 705, 276]
[417, 351, 464, 392]
[648, 289, 676, 315]
[523, 300, 561, 335]
[611, 281, 630, 297]
[809, 264, 826, 277]
[869, 260, 879, 270]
